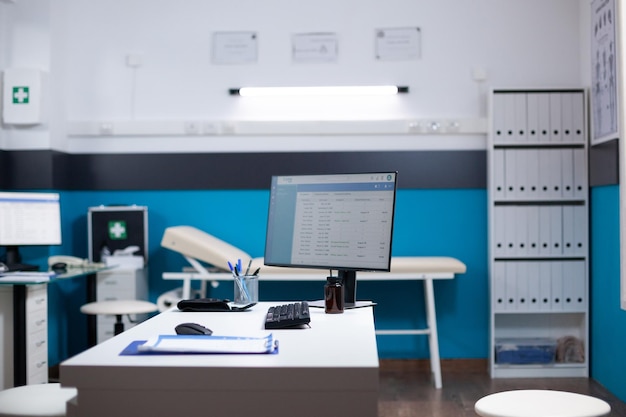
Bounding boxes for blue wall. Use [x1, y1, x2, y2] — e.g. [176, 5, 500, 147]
[590, 185, 626, 401]
[42, 188, 488, 365]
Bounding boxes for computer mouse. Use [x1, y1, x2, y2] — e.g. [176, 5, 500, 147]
[51, 262, 67, 272]
[175, 322, 213, 336]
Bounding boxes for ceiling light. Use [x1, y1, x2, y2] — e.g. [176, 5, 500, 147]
[229, 85, 409, 97]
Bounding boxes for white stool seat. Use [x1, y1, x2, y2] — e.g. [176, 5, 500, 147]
[81, 299, 158, 337]
[475, 390, 611, 417]
[80, 299, 158, 316]
[0, 383, 76, 417]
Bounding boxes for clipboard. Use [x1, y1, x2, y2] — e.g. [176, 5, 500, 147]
[120, 334, 278, 355]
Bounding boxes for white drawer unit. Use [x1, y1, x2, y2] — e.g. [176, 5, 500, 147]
[488, 88, 589, 378]
[95, 268, 148, 343]
[0, 283, 49, 389]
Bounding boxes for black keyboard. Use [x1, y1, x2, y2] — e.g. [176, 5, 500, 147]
[264, 301, 311, 329]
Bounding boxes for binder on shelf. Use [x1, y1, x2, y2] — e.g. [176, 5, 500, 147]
[561, 149, 575, 199]
[493, 206, 506, 257]
[573, 149, 586, 199]
[516, 262, 529, 311]
[503, 94, 517, 143]
[571, 92, 585, 143]
[538, 150, 552, 198]
[537, 93, 551, 143]
[505, 262, 517, 311]
[526, 206, 540, 256]
[504, 150, 517, 198]
[561, 92, 574, 142]
[539, 262, 552, 311]
[493, 149, 506, 199]
[551, 262, 564, 311]
[504, 207, 517, 257]
[562, 206, 575, 256]
[514, 93, 528, 142]
[527, 93, 540, 141]
[548, 149, 562, 199]
[515, 207, 529, 256]
[573, 205, 587, 254]
[549, 206, 563, 256]
[526, 149, 540, 199]
[493, 262, 506, 311]
[549, 93, 563, 142]
[538, 206, 552, 256]
[526, 261, 540, 308]
[515, 150, 528, 199]
[492, 93, 506, 144]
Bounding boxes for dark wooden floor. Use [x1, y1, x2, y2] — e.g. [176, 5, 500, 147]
[378, 360, 626, 417]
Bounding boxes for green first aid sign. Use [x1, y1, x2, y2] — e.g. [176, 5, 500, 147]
[108, 221, 127, 240]
[12, 86, 30, 104]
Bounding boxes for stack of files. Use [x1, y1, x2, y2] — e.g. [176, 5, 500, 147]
[492, 260, 586, 313]
[492, 91, 585, 145]
[492, 205, 586, 258]
[492, 148, 586, 201]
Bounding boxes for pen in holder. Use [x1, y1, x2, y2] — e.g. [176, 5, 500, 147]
[234, 275, 259, 305]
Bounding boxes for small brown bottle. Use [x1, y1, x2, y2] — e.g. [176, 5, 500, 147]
[324, 276, 345, 314]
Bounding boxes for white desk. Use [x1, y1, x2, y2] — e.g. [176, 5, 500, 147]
[61, 302, 379, 417]
[163, 261, 463, 389]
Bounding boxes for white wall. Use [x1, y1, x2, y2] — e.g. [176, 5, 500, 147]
[1, 0, 588, 153]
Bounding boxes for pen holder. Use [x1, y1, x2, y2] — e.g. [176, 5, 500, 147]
[233, 275, 258, 305]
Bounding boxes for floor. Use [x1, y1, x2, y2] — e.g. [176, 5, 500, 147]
[378, 359, 626, 417]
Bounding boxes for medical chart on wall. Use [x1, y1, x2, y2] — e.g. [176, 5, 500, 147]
[292, 33, 338, 63]
[212, 32, 258, 65]
[375, 27, 421, 61]
[591, 0, 618, 145]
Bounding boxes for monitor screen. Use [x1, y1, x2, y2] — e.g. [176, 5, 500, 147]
[264, 172, 397, 305]
[0, 191, 62, 270]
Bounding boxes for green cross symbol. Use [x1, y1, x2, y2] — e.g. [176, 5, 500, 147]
[12, 86, 29, 104]
[108, 221, 127, 240]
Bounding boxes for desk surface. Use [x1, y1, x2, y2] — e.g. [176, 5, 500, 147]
[0, 265, 109, 285]
[61, 302, 379, 417]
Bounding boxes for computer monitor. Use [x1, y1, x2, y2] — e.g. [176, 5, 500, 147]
[0, 191, 62, 271]
[264, 172, 397, 306]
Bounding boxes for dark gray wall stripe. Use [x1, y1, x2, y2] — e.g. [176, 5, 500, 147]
[589, 139, 619, 186]
[2, 150, 486, 190]
[3, 146, 617, 190]
[0, 150, 60, 190]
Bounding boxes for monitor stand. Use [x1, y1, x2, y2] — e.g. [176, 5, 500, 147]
[338, 270, 357, 307]
[3, 246, 39, 272]
[308, 270, 376, 309]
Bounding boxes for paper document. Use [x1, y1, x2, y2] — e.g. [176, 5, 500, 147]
[0, 271, 55, 282]
[138, 334, 276, 354]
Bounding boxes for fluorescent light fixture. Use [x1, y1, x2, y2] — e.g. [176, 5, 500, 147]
[229, 85, 409, 97]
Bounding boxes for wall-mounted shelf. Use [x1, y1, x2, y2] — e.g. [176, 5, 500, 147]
[67, 118, 487, 137]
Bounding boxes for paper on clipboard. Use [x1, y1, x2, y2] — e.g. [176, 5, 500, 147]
[137, 334, 276, 354]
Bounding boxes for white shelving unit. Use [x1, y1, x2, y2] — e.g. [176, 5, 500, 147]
[488, 88, 589, 378]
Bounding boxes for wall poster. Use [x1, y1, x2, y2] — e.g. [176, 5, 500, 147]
[591, 0, 619, 145]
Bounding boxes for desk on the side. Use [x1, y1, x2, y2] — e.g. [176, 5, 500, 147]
[61, 302, 379, 417]
[0, 266, 108, 388]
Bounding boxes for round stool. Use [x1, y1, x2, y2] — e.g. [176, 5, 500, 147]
[475, 390, 611, 417]
[80, 300, 158, 335]
[0, 383, 76, 417]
